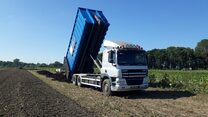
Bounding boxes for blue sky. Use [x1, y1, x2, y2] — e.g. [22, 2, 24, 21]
[0, 0, 208, 63]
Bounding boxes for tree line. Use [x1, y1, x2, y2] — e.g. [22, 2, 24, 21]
[147, 39, 208, 69]
[0, 59, 63, 69]
[1, 39, 208, 70]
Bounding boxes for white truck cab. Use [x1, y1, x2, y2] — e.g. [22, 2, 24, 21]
[101, 40, 149, 92]
[69, 40, 149, 96]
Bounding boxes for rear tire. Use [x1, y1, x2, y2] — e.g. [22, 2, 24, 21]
[102, 79, 113, 96]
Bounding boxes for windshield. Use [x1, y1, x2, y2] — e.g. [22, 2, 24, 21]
[117, 49, 147, 65]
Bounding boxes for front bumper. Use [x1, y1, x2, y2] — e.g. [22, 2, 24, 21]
[110, 76, 149, 91]
[111, 83, 148, 91]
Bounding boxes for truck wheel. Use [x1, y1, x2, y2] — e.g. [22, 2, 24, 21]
[77, 76, 82, 87]
[102, 79, 112, 96]
[72, 75, 77, 85]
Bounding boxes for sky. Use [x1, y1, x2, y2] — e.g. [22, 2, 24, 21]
[0, 0, 208, 64]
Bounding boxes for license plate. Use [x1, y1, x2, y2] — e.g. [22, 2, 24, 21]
[130, 86, 139, 88]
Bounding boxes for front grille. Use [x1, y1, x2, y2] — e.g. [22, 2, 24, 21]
[122, 69, 147, 85]
[125, 78, 144, 85]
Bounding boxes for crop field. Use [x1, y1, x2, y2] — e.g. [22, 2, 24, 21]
[149, 70, 208, 94]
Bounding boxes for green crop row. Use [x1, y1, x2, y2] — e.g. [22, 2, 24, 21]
[149, 70, 208, 94]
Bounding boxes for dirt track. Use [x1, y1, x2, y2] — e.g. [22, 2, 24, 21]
[0, 68, 96, 117]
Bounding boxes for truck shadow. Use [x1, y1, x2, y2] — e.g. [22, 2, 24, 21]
[115, 90, 195, 99]
[37, 70, 69, 82]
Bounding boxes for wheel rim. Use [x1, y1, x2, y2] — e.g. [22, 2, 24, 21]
[78, 77, 80, 83]
[72, 76, 76, 85]
[73, 80, 76, 84]
[104, 83, 109, 92]
[78, 77, 81, 86]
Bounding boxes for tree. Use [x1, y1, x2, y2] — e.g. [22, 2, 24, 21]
[13, 58, 20, 67]
[49, 61, 63, 68]
[195, 39, 208, 56]
[147, 46, 196, 69]
[195, 39, 208, 69]
[53, 61, 63, 67]
[40, 63, 47, 67]
[0, 61, 3, 67]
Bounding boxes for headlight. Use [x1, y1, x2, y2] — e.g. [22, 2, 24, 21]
[116, 80, 126, 85]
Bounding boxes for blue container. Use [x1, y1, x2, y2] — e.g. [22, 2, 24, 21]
[66, 7, 110, 78]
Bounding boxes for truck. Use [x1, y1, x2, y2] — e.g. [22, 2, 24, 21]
[64, 7, 148, 96]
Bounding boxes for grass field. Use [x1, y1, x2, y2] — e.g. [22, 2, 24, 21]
[149, 70, 208, 94]
[24, 66, 57, 73]
[36, 67, 57, 73]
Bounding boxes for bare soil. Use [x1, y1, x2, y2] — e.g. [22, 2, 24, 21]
[31, 70, 208, 117]
[0, 68, 96, 117]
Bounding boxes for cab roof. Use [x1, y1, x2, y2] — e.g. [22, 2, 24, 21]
[103, 40, 143, 50]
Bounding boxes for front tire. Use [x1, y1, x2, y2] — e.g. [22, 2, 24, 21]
[77, 76, 83, 87]
[102, 79, 113, 96]
[72, 75, 77, 85]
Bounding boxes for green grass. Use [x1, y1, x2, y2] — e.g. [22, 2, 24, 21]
[23, 66, 57, 73]
[149, 70, 208, 94]
[36, 67, 57, 73]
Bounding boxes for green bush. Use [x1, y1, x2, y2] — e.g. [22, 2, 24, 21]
[159, 73, 172, 88]
[149, 70, 208, 94]
[149, 74, 156, 84]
